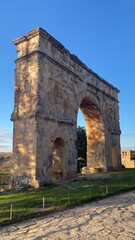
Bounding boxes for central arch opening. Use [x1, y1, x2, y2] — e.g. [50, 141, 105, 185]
[77, 97, 105, 173]
[51, 137, 65, 180]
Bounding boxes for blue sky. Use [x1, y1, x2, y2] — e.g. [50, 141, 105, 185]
[0, 0, 135, 152]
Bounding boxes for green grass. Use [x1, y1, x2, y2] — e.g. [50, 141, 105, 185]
[0, 168, 135, 226]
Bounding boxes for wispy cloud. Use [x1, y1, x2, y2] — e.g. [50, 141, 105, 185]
[0, 126, 12, 140]
[0, 126, 12, 152]
[122, 133, 135, 137]
[122, 146, 135, 150]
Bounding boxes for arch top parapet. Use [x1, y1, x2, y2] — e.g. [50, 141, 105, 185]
[13, 27, 119, 98]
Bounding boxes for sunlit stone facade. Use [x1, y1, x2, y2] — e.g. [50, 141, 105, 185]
[11, 28, 121, 187]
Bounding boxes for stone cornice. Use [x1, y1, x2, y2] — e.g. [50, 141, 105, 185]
[13, 28, 41, 45]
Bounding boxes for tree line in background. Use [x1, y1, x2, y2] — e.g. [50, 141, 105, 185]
[76, 126, 87, 172]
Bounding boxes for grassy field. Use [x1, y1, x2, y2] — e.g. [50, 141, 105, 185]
[0, 169, 135, 226]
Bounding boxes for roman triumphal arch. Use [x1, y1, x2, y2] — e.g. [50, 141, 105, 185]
[11, 28, 121, 187]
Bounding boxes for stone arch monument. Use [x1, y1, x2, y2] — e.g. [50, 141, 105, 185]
[11, 28, 121, 187]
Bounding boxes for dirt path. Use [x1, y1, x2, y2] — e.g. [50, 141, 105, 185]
[0, 190, 135, 240]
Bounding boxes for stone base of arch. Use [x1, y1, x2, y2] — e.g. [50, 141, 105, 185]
[11, 175, 40, 189]
[82, 166, 106, 174]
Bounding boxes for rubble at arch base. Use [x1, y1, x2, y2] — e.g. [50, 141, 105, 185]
[11, 28, 122, 188]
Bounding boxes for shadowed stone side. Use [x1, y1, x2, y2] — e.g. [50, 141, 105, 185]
[11, 28, 121, 187]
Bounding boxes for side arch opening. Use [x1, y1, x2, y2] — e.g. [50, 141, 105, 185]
[51, 137, 65, 180]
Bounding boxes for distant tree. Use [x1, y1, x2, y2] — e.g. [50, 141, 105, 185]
[76, 126, 87, 172]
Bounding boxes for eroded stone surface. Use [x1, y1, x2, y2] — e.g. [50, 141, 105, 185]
[11, 28, 121, 186]
[0, 190, 135, 239]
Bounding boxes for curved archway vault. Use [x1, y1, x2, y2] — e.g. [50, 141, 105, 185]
[79, 97, 106, 173]
[11, 28, 122, 188]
